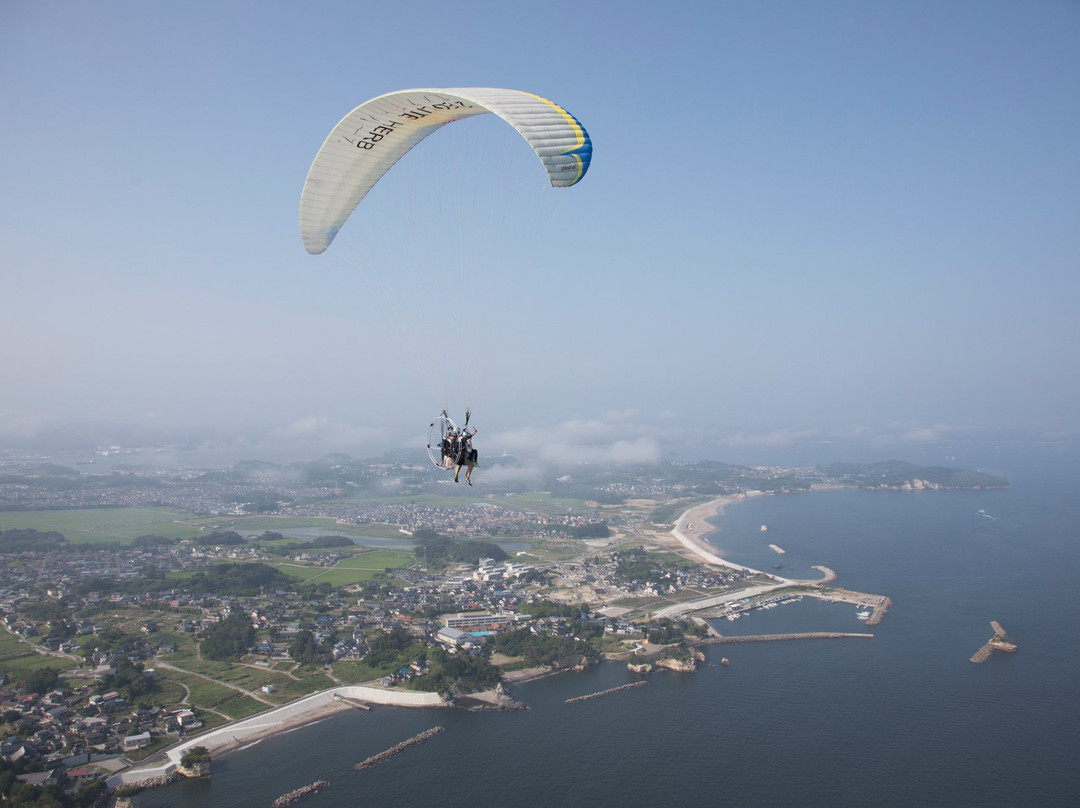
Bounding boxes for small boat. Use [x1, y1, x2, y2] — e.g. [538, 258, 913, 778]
[856, 610, 871, 620]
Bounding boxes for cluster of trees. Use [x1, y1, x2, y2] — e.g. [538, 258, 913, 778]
[306, 535, 355, 549]
[180, 746, 211, 767]
[362, 627, 420, 671]
[201, 612, 255, 661]
[518, 600, 588, 619]
[569, 522, 611, 539]
[186, 562, 297, 597]
[407, 647, 501, 696]
[487, 627, 601, 669]
[97, 656, 157, 703]
[288, 629, 334, 666]
[612, 549, 690, 587]
[22, 668, 59, 696]
[412, 532, 508, 566]
[130, 533, 178, 548]
[645, 618, 707, 645]
[0, 529, 66, 554]
[193, 530, 245, 546]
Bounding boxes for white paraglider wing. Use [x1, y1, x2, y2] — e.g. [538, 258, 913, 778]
[299, 88, 592, 254]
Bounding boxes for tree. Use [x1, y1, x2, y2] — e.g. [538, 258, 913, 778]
[201, 612, 255, 661]
[180, 746, 211, 767]
[186, 562, 296, 597]
[23, 667, 59, 695]
[288, 630, 331, 666]
[409, 646, 501, 696]
[99, 656, 156, 702]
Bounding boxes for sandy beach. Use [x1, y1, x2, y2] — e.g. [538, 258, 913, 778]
[669, 491, 784, 579]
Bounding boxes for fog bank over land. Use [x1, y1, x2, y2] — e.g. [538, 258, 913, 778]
[0, 411, 1067, 473]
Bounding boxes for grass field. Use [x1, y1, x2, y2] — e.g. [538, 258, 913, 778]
[0, 508, 419, 547]
[268, 548, 414, 587]
[0, 630, 79, 680]
[0, 507, 206, 544]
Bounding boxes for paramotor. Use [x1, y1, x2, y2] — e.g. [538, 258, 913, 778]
[300, 88, 592, 474]
[426, 411, 459, 470]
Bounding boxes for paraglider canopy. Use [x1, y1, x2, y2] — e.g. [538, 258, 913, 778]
[299, 87, 592, 255]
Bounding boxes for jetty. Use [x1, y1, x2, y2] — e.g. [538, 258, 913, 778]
[970, 621, 1017, 663]
[333, 694, 372, 710]
[354, 726, 445, 770]
[272, 780, 330, 808]
[703, 632, 873, 644]
[804, 588, 891, 625]
[565, 680, 647, 704]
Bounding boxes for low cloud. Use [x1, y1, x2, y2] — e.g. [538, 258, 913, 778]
[492, 414, 663, 467]
[0, 410, 48, 441]
[267, 416, 386, 453]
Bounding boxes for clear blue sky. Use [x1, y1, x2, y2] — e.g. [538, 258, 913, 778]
[2, 0, 1078, 464]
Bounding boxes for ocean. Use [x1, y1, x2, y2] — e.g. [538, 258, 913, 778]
[135, 442, 1080, 807]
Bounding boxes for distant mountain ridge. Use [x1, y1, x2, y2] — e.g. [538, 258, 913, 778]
[818, 460, 1009, 490]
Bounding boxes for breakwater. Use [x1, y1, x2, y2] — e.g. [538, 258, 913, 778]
[113, 771, 184, 802]
[354, 727, 445, 770]
[970, 621, 1017, 663]
[866, 597, 892, 626]
[565, 680, 648, 704]
[704, 632, 874, 643]
[804, 588, 891, 625]
[272, 780, 329, 807]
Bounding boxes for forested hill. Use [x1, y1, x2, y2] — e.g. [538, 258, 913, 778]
[819, 461, 1008, 490]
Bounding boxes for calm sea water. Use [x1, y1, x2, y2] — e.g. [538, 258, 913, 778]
[137, 443, 1080, 807]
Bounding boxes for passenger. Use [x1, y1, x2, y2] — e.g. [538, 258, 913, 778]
[454, 427, 478, 484]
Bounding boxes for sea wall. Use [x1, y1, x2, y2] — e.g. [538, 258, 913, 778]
[106, 685, 445, 790]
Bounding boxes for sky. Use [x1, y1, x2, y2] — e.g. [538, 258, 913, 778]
[2, 0, 1078, 466]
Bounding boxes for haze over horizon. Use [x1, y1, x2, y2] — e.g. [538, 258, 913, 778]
[3, 1, 1078, 465]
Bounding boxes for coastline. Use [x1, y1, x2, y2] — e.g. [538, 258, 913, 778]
[112, 487, 879, 791]
[107, 685, 445, 789]
[669, 491, 787, 580]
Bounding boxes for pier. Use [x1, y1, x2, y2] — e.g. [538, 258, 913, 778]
[565, 681, 647, 704]
[354, 726, 445, 770]
[970, 621, 1017, 663]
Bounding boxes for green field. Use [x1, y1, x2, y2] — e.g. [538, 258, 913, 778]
[0, 507, 206, 544]
[0, 508, 420, 547]
[269, 548, 414, 587]
[0, 630, 79, 681]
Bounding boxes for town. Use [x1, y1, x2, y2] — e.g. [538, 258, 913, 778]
[0, 449, 999, 805]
